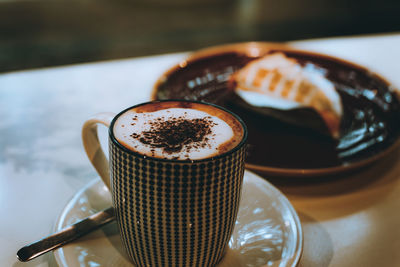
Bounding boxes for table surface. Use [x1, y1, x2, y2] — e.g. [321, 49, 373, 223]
[1, 33, 399, 267]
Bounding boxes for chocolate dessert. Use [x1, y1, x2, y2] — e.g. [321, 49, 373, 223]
[153, 47, 400, 172]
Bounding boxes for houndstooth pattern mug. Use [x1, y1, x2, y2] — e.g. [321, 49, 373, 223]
[82, 100, 247, 267]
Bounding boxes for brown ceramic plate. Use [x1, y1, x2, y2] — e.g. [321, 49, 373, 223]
[152, 42, 400, 177]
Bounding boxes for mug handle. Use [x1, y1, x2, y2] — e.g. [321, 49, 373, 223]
[82, 112, 115, 190]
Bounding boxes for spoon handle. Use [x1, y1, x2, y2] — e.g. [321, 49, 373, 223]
[17, 207, 115, 262]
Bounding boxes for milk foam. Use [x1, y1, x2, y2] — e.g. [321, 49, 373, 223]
[114, 108, 235, 160]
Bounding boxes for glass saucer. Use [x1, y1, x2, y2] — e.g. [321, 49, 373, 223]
[54, 170, 302, 267]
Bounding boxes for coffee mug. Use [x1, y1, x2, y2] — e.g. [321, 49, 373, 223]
[82, 100, 247, 267]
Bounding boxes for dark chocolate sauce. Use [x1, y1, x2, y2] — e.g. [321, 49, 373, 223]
[155, 51, 400, 169]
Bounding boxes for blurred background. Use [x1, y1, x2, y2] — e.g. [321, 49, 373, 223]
[1, 0, 399, 73]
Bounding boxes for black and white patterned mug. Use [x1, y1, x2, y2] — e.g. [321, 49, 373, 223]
[82, 100, 247, 267]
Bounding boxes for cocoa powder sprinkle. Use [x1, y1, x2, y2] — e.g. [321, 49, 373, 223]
[130, 116, 217, 154]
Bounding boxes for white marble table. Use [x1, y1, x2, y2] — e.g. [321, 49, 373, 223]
[1, 33, 399, 267]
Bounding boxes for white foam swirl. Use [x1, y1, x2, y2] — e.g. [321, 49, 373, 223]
[113, 108, 234, 160]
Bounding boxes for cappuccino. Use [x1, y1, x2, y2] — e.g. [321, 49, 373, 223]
[113, 101, 244, 160]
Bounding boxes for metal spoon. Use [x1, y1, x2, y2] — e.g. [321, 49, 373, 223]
[17, 207, 115, 262]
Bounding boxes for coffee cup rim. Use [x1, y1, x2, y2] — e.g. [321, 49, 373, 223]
[109, 99, 248, 163]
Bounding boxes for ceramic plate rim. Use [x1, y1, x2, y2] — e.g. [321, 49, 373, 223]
[53, 170, 303, 267]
